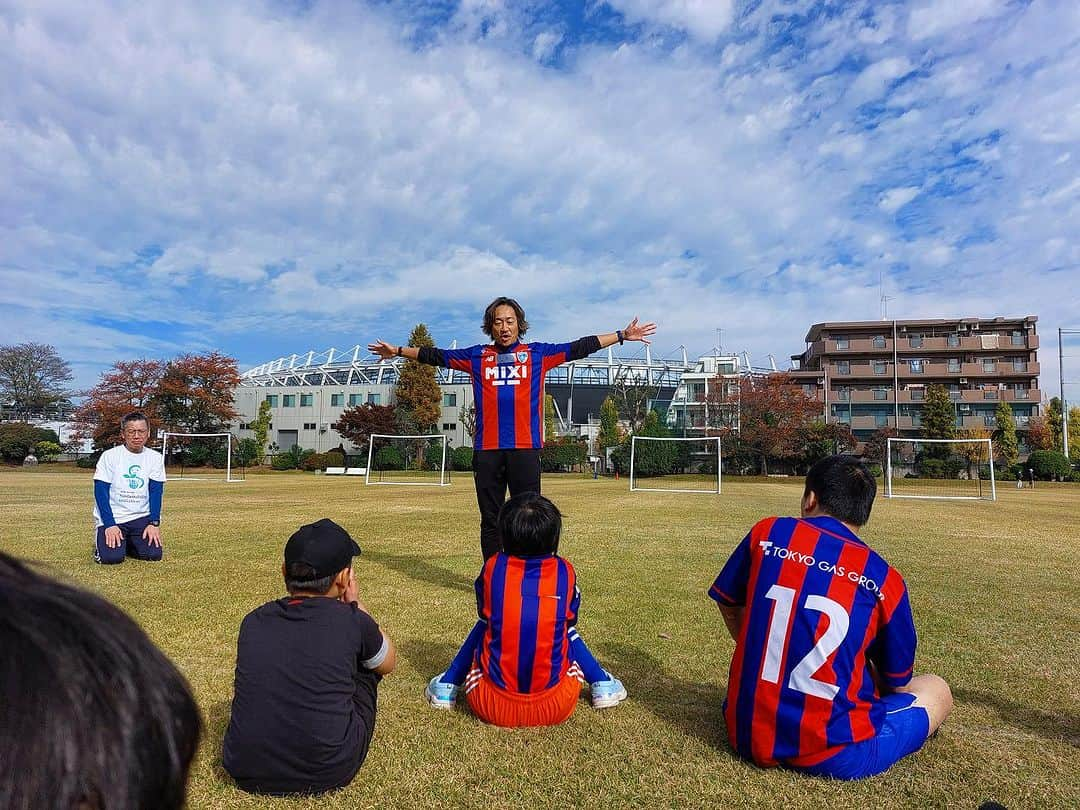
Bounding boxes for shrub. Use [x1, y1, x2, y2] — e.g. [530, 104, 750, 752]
[300, 451, 345, 472]
[451, 445, 473, 471]
[34, 441, 63, 462]
[76, 452, 101, 469]
[374, 445, 405, 470]
[540, 439, 587, 472]
[1026, 450, 1071, 481]
[271, 445, 314, 471]
[236, 438, 262, 467]
[0, 423, 60, 462]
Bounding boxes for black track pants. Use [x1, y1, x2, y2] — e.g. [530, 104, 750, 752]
[472, 449, 542, 560]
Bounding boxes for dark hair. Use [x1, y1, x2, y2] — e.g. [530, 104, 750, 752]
[121, 411, 149, 429]
[0, 552, 201, 810]
[482, 297, 529, 339]
[804, 454, 877, 527]
[284, 561, 335, 595]
[498, 492, 561, 557]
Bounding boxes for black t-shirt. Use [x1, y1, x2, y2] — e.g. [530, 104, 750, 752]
[223, 596, 387, 795]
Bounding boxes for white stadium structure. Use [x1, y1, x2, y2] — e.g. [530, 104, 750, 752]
[231, 344, 746, 458]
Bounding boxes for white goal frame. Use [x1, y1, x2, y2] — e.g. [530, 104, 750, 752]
[365, 433, 449, 487]
[160, 432, 244, 483]
[885, 437, 995, 501]
[629, 435, 722, 494]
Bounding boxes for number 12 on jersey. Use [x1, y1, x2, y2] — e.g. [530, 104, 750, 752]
[761, 585, 850, 701]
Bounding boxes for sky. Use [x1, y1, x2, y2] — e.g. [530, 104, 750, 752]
[2, 0, 1079, 395]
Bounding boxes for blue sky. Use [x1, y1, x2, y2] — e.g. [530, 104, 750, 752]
[2, 0, 1079, 393]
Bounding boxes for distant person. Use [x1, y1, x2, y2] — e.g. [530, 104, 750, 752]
[425, 493, 626, 726]
[0, 551, 201, 810]
[1027, 467, 1035, 488]
[369, 296, 656, 559]
[224, 518, 397, 796]
[708, 455, 952, 779]
[93, 410, 166, 564]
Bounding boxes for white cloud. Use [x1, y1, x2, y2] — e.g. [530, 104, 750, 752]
[878, 186, 922, 213]
[908, 0, 1011, 40]
[605, 0, 735, 40]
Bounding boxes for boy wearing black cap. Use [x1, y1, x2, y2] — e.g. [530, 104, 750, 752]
[223, 518, 397, 796]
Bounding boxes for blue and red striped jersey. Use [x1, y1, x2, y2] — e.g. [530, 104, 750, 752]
[474, 552, 581, 694]
[422, 340, 593, 450]
[708, 515, 916, 768]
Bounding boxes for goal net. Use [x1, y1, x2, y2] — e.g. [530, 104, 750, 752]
[161, 432, 245, 482]
[365, 434, 449, 486]
[885, 437, 995, 501]
[629, 436, 721, 494]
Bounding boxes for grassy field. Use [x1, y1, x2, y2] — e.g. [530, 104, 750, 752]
[2, 468, 1078, 809]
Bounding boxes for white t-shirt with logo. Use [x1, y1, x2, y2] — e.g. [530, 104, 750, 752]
[93, 445, 166, 526]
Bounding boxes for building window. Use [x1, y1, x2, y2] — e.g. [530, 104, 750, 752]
[836, 361, 850, 375]
[1015, 387, 1029, 400]
[947, 359, 961, 373]
[303, 422, 316, 430]
[836, 411, 851, 424]
[265, 395, 278, 407]
[1012, 358, 1026, 372]
[873, 388, 888, 401]
[875, 413, 888, 428]
[909, 334, 923, 348]
[911, 411, 922, 426]
[367, 393, 381, 405]
[443, 393, 457, 407]
[947, 333, 960, 347]
[983, 389, 999, 400]
[835, 337, 849, 349]
[282, 394, 296, 407]
[349, 394, 363, 406]
[802, 384, 815, 396]
[873, 361, 887, 375]
[909, 360, 923, 374]
[983, 358, 996, 372]
[910, 387, 924, 401]
[1011, 331, 1024, 346]
[949, 388, 961, 401]
[836, 387, 849, 401]
[330, 422, 339, 430]
[300, 393, 314, 407]
[873, 335, 886, 349]
[984, 415, 996, 427]
[331, 393, 344, 407]
[442, 422, 457, 431]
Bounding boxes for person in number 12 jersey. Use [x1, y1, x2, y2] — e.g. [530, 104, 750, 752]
[708, 455, 953, 779]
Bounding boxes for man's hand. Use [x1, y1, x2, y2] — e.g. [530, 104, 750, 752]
[104, 525, 122, 548]
[142, 523, 161, 547]
[367, 340, 397, 360]
[623, 317, 657, 345]
[341, 567, 369, 613]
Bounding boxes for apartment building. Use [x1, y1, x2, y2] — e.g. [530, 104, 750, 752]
[789, 316, 1040, 444]
[664, 354, 740, 434]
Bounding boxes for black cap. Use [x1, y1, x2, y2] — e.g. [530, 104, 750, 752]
[284, 518, 361, 579]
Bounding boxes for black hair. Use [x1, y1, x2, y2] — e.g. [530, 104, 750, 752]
[804, 454, 877, 527]
[482, 297, 529, 340]
[283, 561, 336, 595]
[0, 551, 201, 810]
[498, 492, 561, 557]
[121, 411, 149, 429]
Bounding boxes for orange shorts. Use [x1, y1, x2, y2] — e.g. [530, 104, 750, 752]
[465, 668, 583, 728]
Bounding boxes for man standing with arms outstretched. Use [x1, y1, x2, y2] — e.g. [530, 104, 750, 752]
[93, 411, 166, 564]
[370, 297, 656, 559]
[709, 454, 952, 779]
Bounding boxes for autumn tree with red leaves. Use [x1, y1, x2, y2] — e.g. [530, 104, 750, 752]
[155, 352, 240, 434]
[73, 359, 166, 449]
[336, 403, 399, 451]
[708, 373, 825, 475]
[1024, 414, 1054, 451]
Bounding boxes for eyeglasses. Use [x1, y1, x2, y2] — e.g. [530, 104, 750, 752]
[124, 429, 149, 436]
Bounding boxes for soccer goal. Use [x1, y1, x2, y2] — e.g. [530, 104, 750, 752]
[885, 437, 995, 501]
[161, 432, 246, 483]
[629, 436, 722, 494]
[365, 434, 449, 486]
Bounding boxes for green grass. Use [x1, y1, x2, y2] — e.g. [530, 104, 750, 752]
[2, 468, 1078, 809]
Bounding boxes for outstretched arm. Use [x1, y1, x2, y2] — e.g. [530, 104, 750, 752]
[368, 340, 420, 361]
[595, 317, 657, 349]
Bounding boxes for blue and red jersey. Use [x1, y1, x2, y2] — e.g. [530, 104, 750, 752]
[474, 552, 581, 694]
[419, 338, 598, 450]
[708, 515, 916, 768]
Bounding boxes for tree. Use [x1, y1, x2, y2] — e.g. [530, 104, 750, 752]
[461, 403, 477, 445]
[544, 394, 557, 442]
[713, 373, 823, 475]
[0, 343, 73, 418]
[597, 397, 621, 460]
[155, 352, 240, 433]
[609, 370, 656, 433]
[921, 384, 956, 442]
[394, 324, 441, 431]
[1070, 407, 1080, 460]
[251, 400, 272, 458]
[863, 427, 900, 470]
[0, 423, 60, 462]
[956, 427, 993, 480]
[73, 359, 165, 450]
[1026, 449, 1070, 481]
[795, 420, 855, 472]
[1025, 414, 1054, 451]
[1047, 397, 1064, 452]
[994, 400, 1019, 468]
[336, 403, 399, 452]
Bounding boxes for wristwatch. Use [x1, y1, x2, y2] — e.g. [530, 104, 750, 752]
[149, 520, 161, 526]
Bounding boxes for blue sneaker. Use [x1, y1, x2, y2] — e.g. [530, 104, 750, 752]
[425, 673, 460, 709]
[590, 677, 627, 709]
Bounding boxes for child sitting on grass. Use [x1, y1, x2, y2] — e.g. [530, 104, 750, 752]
[426, 492, 626, 726]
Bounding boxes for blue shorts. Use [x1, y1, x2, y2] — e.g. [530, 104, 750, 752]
[94, 516, 163, 564]
[801, 693, 930, 780]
